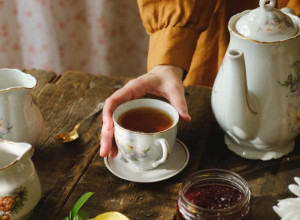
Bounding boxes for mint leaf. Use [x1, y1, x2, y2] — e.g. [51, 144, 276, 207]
[70, 192, 94, 218]
[73, 210, 89, 220]
[63, 192, 94, 220]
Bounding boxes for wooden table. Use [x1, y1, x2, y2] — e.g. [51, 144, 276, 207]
[26, 69, 300, 220]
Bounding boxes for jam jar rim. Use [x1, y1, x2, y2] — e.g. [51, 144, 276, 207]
[179, 169, 251, 216]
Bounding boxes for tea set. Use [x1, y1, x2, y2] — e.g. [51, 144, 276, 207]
[1, 0, 300, 218]
[0, 69, 43, 220]
[0, 141, 41, 220]
[212, 0, 300, 160]
[0, 69, 43, 146]
[105, 98, 189, 183]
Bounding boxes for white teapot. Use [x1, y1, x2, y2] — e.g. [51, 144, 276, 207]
[211, 0, 300, 160]
[0, 141, 42, 220]
[0, 69, 43, 146]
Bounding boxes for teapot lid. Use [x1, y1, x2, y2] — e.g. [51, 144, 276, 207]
[235, 0, 298, 42]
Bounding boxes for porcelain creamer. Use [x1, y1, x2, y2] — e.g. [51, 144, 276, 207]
[211, 0, 300, 160]
[0, 69, 43, 146]
[0, 141, 42, 220]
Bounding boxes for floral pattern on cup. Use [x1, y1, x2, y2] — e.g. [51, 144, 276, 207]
[0, 186, 28, 220]
[0, 118, 13, 139]
[278, 61, 300, 132]
[258, 16, 294, 36]
[116, 138, 151, 161]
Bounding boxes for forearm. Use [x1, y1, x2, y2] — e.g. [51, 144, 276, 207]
[137, 0, 217, 72]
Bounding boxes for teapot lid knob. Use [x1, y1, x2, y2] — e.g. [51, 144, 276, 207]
[259, 0, 276, 11]
[235, 0, 298, 42]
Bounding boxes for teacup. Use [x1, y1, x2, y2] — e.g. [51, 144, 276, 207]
[113, 98, 179, 170]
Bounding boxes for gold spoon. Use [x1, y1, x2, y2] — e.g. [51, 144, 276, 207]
[54, 102, 105, 143]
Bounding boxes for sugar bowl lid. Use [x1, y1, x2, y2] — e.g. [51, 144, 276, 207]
[235, 0, 298, 42]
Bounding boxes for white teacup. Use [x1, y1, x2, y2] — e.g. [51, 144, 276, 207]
[113, 98, 179, 170]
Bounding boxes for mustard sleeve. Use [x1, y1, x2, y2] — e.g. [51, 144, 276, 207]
[137, 0, 217, 72]
[286, 0, 300, 16]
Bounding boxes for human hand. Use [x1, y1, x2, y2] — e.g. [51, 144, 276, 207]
[99, 65, 191, 158]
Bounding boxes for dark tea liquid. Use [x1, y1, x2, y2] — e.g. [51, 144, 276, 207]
[118, 107, 173, 133]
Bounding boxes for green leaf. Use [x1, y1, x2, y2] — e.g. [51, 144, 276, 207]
[70, 192, 94, 219]
[62, 217, 70, 220]
[74, 210, 89, 220]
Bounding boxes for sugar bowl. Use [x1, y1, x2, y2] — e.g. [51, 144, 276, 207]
[0, 141, 42, 220]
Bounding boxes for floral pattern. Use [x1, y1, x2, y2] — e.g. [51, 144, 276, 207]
[278, 61, 300, 132]
[287, 97, 300, 132]
[0, 186, 28, 220]
[258, 16, 294, 36]
[0, 118, 12, 139]
[116, 138, 151, 161]
[0, 0, 148, 78]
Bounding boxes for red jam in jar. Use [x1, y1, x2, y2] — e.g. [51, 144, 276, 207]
[177, 169, 252, 220]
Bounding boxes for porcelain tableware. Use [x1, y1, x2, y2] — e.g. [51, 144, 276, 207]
[105, 139, 189, 182]
[0, 69, 43, 146]
[113, 98, 179, 170]
[0, 141, 42, 220]
[211, 0, 300, 160]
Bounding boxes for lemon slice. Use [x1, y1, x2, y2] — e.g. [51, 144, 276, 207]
[93, 211, 130, 220]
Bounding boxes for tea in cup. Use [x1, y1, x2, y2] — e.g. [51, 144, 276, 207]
[113, 98, 179, 170]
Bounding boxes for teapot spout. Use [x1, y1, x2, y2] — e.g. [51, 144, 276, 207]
[212, 49, 259, 140]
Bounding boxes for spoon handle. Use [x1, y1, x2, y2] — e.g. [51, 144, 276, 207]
[79, 102, 105, 125]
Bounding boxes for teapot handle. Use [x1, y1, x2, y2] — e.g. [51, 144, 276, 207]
[260, 0, 276, 11]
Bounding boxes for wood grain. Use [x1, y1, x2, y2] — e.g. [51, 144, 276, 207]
[25, 69, 299, 220]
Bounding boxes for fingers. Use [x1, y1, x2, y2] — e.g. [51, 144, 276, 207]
[99, 65, 192, 158]
[166, 82, 191, 122]
[170, 96, 191, 122]
[100, 78, 147, 158]
[151, 66, 191, 122]
[100, 121, 114, 157]
[109, 139, 118, 158]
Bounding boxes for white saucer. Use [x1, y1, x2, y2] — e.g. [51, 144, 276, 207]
[104, 139, 189, 183]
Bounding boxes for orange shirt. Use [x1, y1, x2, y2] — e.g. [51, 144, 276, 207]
[137, 0, 300, 87]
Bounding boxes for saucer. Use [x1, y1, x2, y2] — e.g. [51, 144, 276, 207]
[104, 139, 189, 183]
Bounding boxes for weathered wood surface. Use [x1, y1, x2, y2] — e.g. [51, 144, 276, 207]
[26, 69, 300, 220]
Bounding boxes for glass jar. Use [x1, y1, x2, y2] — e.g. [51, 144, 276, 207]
[177, 169, 252, 220]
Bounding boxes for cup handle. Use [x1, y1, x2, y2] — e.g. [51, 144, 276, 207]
[152, 138, 170, 168]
